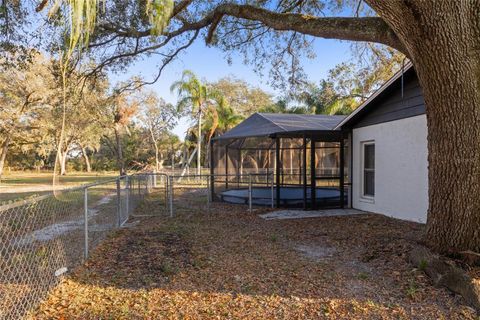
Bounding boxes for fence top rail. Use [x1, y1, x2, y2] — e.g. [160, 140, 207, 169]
[82, 176, 125, 189]
[129, 172, 168, 177]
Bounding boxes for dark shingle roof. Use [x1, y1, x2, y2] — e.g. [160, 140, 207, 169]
[216, 113, 346, 140]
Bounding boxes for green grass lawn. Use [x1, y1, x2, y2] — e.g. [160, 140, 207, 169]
[0, 171, 117, 186]
[0, 171, 118, 204]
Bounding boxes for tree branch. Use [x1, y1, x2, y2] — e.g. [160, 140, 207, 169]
[172, 0, 193, 17]
[205, 4, 406, 53]
[97, 3, 406, 54]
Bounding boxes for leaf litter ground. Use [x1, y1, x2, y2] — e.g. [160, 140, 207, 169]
[32, 189, 478, 319]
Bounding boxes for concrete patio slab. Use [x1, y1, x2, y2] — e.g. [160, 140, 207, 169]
[259, 208, 366, 220]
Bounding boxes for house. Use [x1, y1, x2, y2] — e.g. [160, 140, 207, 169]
[337, 63, 428, 223]
[211, 63, 428, 224]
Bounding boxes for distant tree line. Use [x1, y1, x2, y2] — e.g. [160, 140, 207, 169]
[0, 47, 400, 178]
[171, 49, 402, 173]
[0, 52, 179, 177]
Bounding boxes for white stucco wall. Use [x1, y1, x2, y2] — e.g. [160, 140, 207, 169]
[351, 115, 428, 223]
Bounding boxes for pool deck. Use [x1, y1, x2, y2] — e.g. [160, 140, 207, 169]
[259, 208, 365, 220]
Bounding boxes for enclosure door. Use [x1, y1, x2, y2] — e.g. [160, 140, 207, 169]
[310, 140, 344, 209]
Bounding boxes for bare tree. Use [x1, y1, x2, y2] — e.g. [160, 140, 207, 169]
[0, 53, 55, 178]
[137, 90, 177, 171]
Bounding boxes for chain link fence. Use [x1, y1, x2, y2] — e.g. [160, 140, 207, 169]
[167, 173, 274, 216]
[168, 175, 211, 215]
[0, 171, 268, 319]
[0, 173, 169, 320]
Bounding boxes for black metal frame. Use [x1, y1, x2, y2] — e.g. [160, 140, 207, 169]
[309, 137, 344, 210]
[211, 130, 348, 210]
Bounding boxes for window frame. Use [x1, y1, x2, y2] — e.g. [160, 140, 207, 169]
[361, 141, 375, 200]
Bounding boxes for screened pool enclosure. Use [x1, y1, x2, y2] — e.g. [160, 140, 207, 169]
[210, 113, 350, 209]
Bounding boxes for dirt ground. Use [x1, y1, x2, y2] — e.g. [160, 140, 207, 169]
[32, 190, 478, 319]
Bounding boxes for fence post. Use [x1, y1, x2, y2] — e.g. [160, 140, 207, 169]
[142, 175, 145, 196]
[169, 175, 174, 217]
[84, 187, 89, 260]
[271, 173, 274, 209]
[164, 174, 168, 210]
[125, 175, 130, 216]
[248, 174, 252, 213]
[116, 178, 121, 227]
[206, 174, 211, 211]
[138, 177, 141, 196]
[147, 174, 151, 193]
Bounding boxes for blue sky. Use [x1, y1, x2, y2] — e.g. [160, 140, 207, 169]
[112, 37, 353, 139]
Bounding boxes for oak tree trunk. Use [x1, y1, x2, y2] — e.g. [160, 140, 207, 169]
[155, 147, 160, 171]
[59, 151, 67, 176]
[158, 151, 164, 170]
[147, 125, 161, 171]
[367, 0, 480, 253]
[81, 147, 92, 173]
[114, 124, 126, 176]
[422, 60, 480, 253]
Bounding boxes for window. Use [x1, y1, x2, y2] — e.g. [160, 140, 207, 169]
[363, 143, 375, 197]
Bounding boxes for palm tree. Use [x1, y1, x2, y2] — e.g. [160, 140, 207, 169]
[258, 99, 311, 114]
[170, 70, 208, 175]
[203, 92, 242, 141]
[202, 94, 244, 167]
[297, 80, 362, 115]
[212, 95, 244, 135]
[324, 96, 359, 115]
